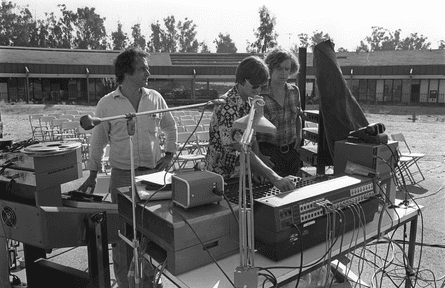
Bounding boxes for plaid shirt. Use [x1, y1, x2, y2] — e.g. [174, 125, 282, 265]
[256, 83, 302, 147]
[205, 86, 251, 179]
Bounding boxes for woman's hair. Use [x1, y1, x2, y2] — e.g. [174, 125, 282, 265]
[235, 56, 270, 86]
[114, 48, 149, 84]
[265, 47, 300, 75]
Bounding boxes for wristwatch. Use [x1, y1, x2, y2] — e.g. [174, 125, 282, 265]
[164, 152, 173, 157]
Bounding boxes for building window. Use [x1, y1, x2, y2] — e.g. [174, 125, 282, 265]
[358, 79, 367, 101]
[384, 80, 393, 102]
[367, 80, 376, 103]
[393, 79, 402, 102]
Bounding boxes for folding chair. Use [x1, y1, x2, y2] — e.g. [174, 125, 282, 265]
[184, 124, 203, 132]
[180, 119, 196, 126]
[101, 144, 111, 174]
[39, 115, 57, 141]
[28, 114, 45, 141]
[172, 111, 185, 117]
[60, 121, 81, 141]
[188, 110, 201, 116]
[203, 111, 213, 118]
[78, 126, 92, 167]
[51, 118, 71, 140]
[177, 126, 186, 133]
[391, 133, 425, 185]
[202, 124, 210, 131]
[174, 132, 204, 170]
[394, 154, 416, 187]
[65, 110, 80, 115]
[193, 114, 205, 123]
[59, 114, 75, 121]
[198, 118, 211, 125]
[194, 130, 209, 155]
[47, 113, 63, 119]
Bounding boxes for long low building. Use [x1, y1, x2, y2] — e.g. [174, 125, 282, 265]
[0, 46, 444, 106]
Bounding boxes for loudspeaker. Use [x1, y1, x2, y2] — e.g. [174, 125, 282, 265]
[172, 171, 224, 209]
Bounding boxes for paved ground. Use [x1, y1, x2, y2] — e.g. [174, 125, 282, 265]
[6, 158, 445, 288]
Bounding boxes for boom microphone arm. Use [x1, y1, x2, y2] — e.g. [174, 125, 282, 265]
[80, 99, 225, 130]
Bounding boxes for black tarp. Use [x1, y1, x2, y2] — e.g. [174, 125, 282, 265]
[313, 40, 369, 159]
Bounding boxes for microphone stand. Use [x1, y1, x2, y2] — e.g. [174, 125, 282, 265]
[234, 97, 263, 288]
[79, 100, 218, 288]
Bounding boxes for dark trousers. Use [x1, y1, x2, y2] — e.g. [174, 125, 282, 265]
[258, 142, 300, 177]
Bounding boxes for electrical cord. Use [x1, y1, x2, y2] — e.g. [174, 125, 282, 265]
[213, 187, 239, 223]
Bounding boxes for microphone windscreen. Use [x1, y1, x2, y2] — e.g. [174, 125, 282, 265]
[208, 98, 226, 106]
[80, 115, 101, 130]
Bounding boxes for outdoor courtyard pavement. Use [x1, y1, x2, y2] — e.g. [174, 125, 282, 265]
[7, 161, 445, 288]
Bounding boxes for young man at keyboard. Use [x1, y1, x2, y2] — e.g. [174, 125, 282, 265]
[205, 55, 295, 192]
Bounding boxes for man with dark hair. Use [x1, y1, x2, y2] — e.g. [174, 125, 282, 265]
[205, 56, 295, 191]
[78, 47, 177, 288]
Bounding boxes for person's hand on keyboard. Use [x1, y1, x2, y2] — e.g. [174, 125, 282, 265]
[270, 175, 296, 192]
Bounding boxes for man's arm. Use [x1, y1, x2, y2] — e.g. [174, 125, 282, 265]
[249, 152, 295, 192]
[79, 104, 109, 193]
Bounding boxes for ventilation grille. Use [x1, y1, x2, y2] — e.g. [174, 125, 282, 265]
[1, 206, 17, 227]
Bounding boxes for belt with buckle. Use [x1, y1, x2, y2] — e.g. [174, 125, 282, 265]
[136, 166, 155, 172]
[279, 142, 295, 154]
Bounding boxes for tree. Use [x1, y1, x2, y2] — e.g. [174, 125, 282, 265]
[298, 33, 309, 48]
[131, 23, 146, 49]
[362, 26, 432, 51]
[57, 4, 76, 48]
[355, 40, 369, 52]
[177, 17, 199, 52]
[214, 33, 237, 53]
[397, 32, 431, 50]
[251, 5, 278, 53]
[199, 42, 211, 53]
[337, 47, 348, 52]
[309, 30, 332, 52]
[73, 7, 108, 49]
[148, 21, 164, 52]
[364, 26, 400, 51]
[111, 22, 128, 50]
[0, 1, 36, 46]
[439, 40, 445, 49]
[162, 15, 177, 52]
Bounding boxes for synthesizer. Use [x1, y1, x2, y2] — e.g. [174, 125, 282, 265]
[253, 175, 376, 233]
[224, 174, 381, 261]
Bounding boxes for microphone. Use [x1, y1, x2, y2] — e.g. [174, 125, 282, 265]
[206, 98, 227, 106]
[80, 115, 102, 130]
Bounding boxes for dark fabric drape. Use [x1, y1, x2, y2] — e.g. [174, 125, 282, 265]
[313, 40, 369, 159]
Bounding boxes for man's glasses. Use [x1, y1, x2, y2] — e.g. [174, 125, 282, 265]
[245, 79, 267, 90]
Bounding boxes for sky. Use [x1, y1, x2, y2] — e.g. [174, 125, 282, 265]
[13, 0, 445, 52]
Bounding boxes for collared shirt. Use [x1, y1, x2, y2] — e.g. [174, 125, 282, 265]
[205, 86, 251, 179]
[86, 87, 177, 171]
[256, 83, 302, 146]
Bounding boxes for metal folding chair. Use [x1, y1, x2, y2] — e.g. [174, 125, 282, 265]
[174, 132, 204, 170]
[28, 114, 45, 141]
[391, 133, 425, 185]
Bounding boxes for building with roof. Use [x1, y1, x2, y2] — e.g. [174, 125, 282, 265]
[0, 46, 444, 106]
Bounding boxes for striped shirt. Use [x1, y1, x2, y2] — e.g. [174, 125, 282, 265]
[256, 83, 302, 147]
